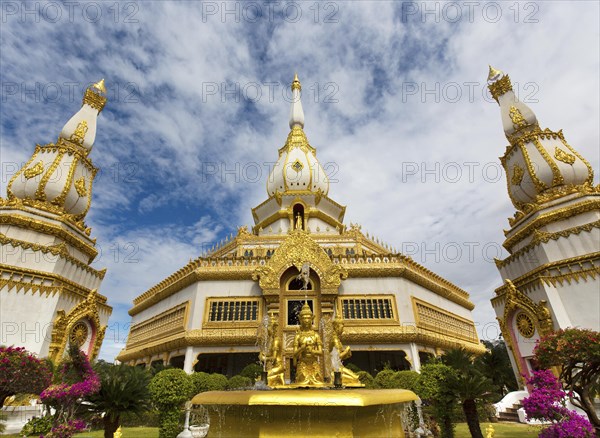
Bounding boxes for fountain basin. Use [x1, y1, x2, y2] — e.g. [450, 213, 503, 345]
[192, 389, 418, 438]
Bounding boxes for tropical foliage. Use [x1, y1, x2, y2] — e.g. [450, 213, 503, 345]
[534, 328, 600, 433]
[148, 369, 194, 438]
[0, 346, 52, 408]
[86, 363, 152, 438]
[522, 369, 595, 438]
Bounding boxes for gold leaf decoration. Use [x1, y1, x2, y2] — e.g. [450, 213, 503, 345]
[554, 147, 576, 165]
[24, 161, 44, 179]
[69, 321, 89, 347]
[511, 164, 524, 185]
[74, 177, 87, 197]
[70, 121, 88, 145]
[516, 312, 535, 338]
[509, 106, 528, 129]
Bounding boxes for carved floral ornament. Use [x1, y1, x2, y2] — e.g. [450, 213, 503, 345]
[252, 230, 347, 291]
[501, 279, 554, 339]
[48, 289, 106, 362]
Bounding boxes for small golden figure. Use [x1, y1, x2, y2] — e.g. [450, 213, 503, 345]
[113, 426, 122, 438]
[265, 315, 285, 387]
[485, 424, 495, 438]
[293, 302, 325, 387]
[330, 317, 363, 387]
[295, 212, 303, 230]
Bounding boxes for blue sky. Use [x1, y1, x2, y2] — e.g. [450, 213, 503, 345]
[1, 1, 598, 361]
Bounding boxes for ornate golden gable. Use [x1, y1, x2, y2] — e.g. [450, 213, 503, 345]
[252, 230, 347, 293]
[499, 279, 554, 337]
[48, 289, 106, 362]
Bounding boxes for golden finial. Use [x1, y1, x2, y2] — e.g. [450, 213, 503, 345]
[92, 78, 106, 94]
[291, 72, 302, 91]
[488, 66, 503, 82]
[299, 301, 313, 318]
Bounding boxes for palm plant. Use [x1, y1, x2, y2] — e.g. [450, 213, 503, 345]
[442, 348, 495, 438]
[86, 363, 152, 438]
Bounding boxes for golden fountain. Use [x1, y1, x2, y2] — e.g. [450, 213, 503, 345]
[192, 301, 418, 437]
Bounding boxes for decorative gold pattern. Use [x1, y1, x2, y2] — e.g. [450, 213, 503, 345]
[83, 87, 107, 112]
[35, 151, 64, 201]
[69, 321, 89, 346]
[291, 159, 304, 172]
[511, 165, 524, 186]
[24, 161, 44, 179]
[509, 106, 528, 129]
[554, 147, 576, 165]
[291, 73, 302, 92]
[74, 177, 88, 197]
[49, 289, 107, 362]
[412, 297, 479, 343]
[70, 121, 88, 145]
[515, 312, 535, 338]
[489, 74, 513, 103]
[126, 302, 188, 349]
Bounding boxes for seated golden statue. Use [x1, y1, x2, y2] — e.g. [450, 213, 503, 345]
[265, 316, 285, 387]
[330, 317, 363, 387]
[293, 302, 325, 387]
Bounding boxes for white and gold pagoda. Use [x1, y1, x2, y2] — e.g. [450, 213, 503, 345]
[488, 67, 600, 384]
[118, 75, 484, 377]
[0, 81, 112, 361]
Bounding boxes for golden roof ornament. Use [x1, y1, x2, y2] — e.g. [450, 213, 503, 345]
[92, 78, 107, 95]
[487, 65, 504, 83]
[83, 79, 107, 112]
[291, 72, 302, 91]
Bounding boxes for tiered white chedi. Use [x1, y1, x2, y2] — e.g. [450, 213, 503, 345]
[117, 75, 484, 376]
[0, 80, 112, 361]
[488, 67, 600, 385]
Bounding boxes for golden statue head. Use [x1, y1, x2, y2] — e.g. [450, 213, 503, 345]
[299, 301, 313, 318]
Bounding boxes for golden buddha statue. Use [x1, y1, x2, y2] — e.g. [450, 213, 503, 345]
[292, 302, 325, 386]
[265, 315, 285, 387]
[330, 317, 363, 387]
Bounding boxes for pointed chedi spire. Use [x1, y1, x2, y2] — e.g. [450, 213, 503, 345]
[5, 80, 108, 228]
[487, 67, 595, 212]
[289, 73, 305, 129]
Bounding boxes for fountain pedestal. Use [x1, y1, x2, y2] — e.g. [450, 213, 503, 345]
[192, 389, 418, 438]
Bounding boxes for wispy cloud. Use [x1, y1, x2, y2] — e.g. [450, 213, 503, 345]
[1, 1, 598, 360]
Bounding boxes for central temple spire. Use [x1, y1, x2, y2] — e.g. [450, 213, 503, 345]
[289, 73, 305, 129]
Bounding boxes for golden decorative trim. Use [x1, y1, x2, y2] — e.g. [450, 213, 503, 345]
[532, 137, 563, 186]
[49, 289, 109, 362]
[83, 88, 107, 112]
[515, 312, 535, 338]
[559, 133, 594, 185]
[74, 177, 87, 197]
[489, 74, 512, 103]
[412, 297, 479, 343]
[126, 302, 189, 349]
[511, 164, 524, 186]
[509, 106, 528, 130]
[35, 151, 64, 201]
[7, 146, 41, 199]
[70, 121, 88, 145]
[203, 297, 261, 327]
[337, 295, 398, 323]
[52, 156, 78, 208]
[252, 230, 347, 291]
[496, 219, 600, 268]
[503, 198, 600, 251]
[517, 139, 547, 191]
[499, 279, 553, 337]
[554, 147, 576, 165]
[0, 264, 110, 307]
[0, 212, 97, 260]
[291, 73, 301, 92]
[24, 161, 44, 179]
[0, 232, 105, 278]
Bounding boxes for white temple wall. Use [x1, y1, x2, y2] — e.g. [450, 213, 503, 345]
[0, 286, 59, 356]
[555, 281, 599, 330]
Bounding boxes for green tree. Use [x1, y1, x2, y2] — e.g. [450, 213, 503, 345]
[415, 363, 456, 438]
[148, 369, 194, 438]
[442, 349, 494, 438]
[534, 328, 600, 434]
[86, 363, 152, 438]
[476, 340, 518, 398]
[0, 346, 52, 408]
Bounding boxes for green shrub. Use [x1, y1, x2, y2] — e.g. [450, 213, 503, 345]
[190, 372, 210, 395]
[345, 363, 362, 373]
[120, 409, 161, 427]
[148, 369, 193, 438]
[357, 371, 375, 388]
[227, 375, 252, 389]
[239, 363, 262, 382]
[20, 415, 53, 436]
[392, 370, 420, 391]
[373, 369, 396, 388]
[206, 373, 228, 391]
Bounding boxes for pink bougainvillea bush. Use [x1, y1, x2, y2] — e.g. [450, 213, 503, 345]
[40, 346, 100, 438]
[522, 370, 595, 438]
[0, 346, 52, 408]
